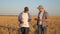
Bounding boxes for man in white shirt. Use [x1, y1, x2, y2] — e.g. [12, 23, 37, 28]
[37, 5, 49, 34]
[18, 7, 31, 34]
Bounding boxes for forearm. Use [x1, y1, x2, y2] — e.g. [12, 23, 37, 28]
[28, 19, 31, 22]
[18, 20, 23, 24]
[40, 19, 48, 22]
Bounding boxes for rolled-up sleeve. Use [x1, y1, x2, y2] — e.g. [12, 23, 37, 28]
[18, 13, 22, 21]
[45, 12, 49, 19]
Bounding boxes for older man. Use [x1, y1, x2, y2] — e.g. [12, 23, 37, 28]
[37, 5, 49, 34]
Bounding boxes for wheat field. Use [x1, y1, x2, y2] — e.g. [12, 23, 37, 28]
[0, 15, 60, 34]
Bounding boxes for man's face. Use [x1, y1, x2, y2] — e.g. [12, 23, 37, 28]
[38, 7, 44, 12]
[24, 7, 29, 13]
[24, 10, 28, 13]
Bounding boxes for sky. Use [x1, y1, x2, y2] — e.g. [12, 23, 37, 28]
[0, 0, 60, 16]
